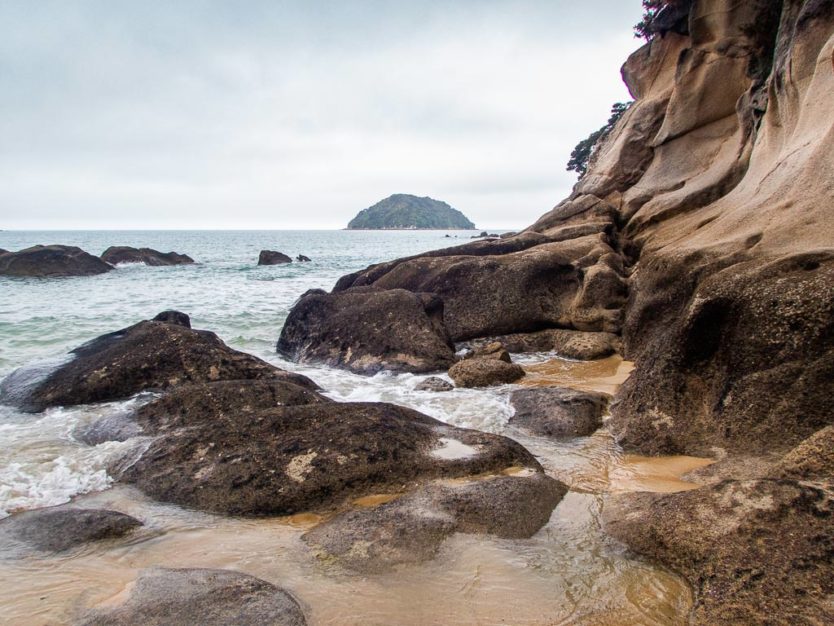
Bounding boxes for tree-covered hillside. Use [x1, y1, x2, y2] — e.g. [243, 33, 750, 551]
[347, 194, 476, 230]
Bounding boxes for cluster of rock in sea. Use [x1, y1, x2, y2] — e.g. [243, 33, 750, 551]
[0, 245, 313, 277]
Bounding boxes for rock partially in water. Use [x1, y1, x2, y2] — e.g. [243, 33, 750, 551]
[1, 508, 142, 553]
[773, 426, 834, 480]
[468, 341, 511, 363]
[509, 387, 610, 439]
[258, 250, 292, 265]
[414, 377, 454, 392]
[75, 410, 144, 445]
[304, 473, 567, 572]
[278, 287, 456, 375]
[448, 358, 525, 388]
[78, 568, 307, 626]
[119, 397, 540, 517]
[296, 254, 311, 262]
[0, 245, 113, 277]
[604, 479, 834, 625]
[100, 246, 194, 266]
[0, 312, 314, 413]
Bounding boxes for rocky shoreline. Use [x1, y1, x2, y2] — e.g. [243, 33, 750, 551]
[0, 1, 831, 624]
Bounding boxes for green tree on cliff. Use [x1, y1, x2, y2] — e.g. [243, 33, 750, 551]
[566, 102, 632, 178]
[634, 0, 667, 39]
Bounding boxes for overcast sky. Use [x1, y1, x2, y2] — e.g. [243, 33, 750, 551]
[0, 1, 644, 230]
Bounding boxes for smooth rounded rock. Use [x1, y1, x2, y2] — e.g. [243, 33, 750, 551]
[77, 568, 307, 626]
[509, 387, 610, 439]
[258, 250, 292, 265]
[100, 246, 194, 266]
[0, 245, 112, 277]
[1, 508, 142, 552]
[448, 359, 525, 388]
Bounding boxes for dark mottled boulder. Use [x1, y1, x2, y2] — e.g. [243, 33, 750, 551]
[304, 472, 567, 571]
[100, 246, 194, 266]
[611, 252, 834, 456]
[0, 312, 316, 413]
[296, 255, 311, 262]
[119, 397, 540, 516]
[278, 288, 455, 375]
[1, 508, 141, 552]
[509, 387, 609, 439]
[78, 568, 307, 626]
[604, 479, 834, 625]
[464, 329, 620, 360]
[0, 245, 112, 277]
[258, 250, 292, 265]
[414, 377, 454, 392]
[152, 310, 191, 328]
[448, 358, 525, 388]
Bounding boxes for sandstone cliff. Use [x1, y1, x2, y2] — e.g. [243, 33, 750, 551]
[279, 2, 834, 621]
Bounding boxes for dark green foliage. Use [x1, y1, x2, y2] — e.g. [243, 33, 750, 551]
[347, 194, 476, 230]
[634, 0, 667, 40]
[566, 102, 632, 178]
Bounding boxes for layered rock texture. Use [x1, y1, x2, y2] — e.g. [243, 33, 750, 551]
[279, 1, 834, 621]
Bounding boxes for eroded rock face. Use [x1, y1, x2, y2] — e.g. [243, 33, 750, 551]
[604, 480, 834, 625]
[100, 246, 194, 266]
[303, 473, 567, 572]
[462, 329, 620, 360]
[258, 250, 292, 265]
[774, 426, 834, 480]
[509, 387, 609, 439]
[78, 568, 307, 626]
[277, 288, 456, 374]
[1, 508, 142, 553]
[448, 358, 525, 388]
[0, 245, 113, 277]
[119, 394, 540, 516]
[0, 312, 313, 412]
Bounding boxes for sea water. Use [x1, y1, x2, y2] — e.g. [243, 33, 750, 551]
[0, 230, 698, 624]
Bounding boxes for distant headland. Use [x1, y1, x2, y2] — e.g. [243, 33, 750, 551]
[346, 194, 476, 230]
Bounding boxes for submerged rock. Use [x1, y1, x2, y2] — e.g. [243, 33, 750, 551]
[100, 246, 194, 266]
[1, 508, 142, 553]
[278, 288, 456, 375]
[304, 472, 567, 571]
[78, 567, 307, 626]
[414, 377, 454, 392]
[296, 255, 311, 262]
[75, 410, 144, 445]
[258, 250, 292, 265]
[448, 358, 525, 388]
[0, 245, 112, 277]
[509, 387, 609, 439]
[0, 311, 315, 412]
[605, 479, 834, 625]
[119, 395, 540, 516]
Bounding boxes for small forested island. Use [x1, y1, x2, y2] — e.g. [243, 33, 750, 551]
[347, 194, 476, 230]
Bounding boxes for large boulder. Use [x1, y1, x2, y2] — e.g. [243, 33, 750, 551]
[773, 426, 834, 480]
[77, 568, 307, 626]
[0, 245, 112, 277]
[258, 250, 292, 265]
[604, 479, 834, 625]
[277, 288, 456, 374]
[0, 508, 142, 553]
[509, 387, 610, 439]
[118, 390, 541, 516]
[0, 311, 316, 412]
[448, 358, 525, 388]
[100, 246, 194, 266]
[304, 472, 567, 572]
